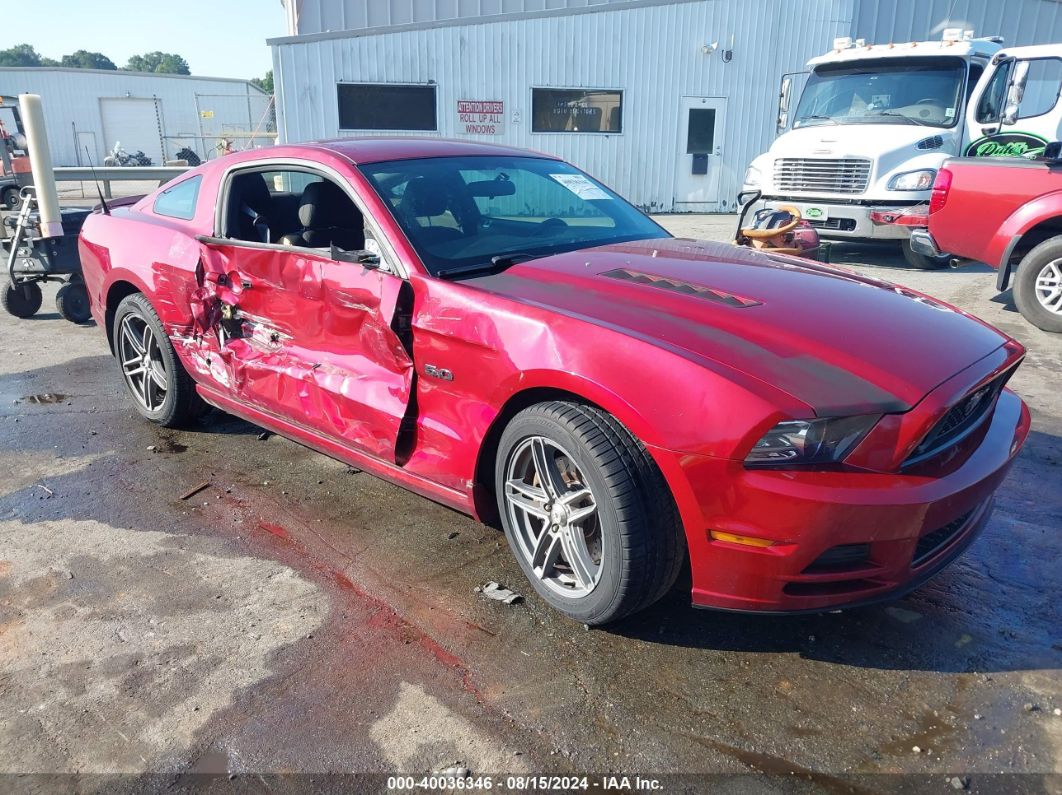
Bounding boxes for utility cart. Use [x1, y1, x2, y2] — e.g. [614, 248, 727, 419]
[2, 194, 91, 323]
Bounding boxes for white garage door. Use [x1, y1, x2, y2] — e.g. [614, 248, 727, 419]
[99, 97, 164, 165]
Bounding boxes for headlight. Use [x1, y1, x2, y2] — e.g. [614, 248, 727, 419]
[888, 169, 937, 191]
[745, 415, 880, 467]
[742, 165, 762, 188]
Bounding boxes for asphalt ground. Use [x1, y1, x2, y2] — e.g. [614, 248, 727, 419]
[0, 194, 1058, 793]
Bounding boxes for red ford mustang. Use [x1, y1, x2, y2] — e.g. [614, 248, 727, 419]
[78, 139, 1030, 624]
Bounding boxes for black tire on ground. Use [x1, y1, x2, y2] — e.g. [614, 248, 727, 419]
[1013, 236, 1062, 333]
[494, 401, 685, 625]
[901, 238, 951, 270]
[1, 281, 43, 318]
[55, 282, 92, 324]
[111, 292, 206, 426]
[2, 185, 20, 211]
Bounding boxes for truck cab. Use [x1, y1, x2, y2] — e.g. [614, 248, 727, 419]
[743, 30, 1002, 267]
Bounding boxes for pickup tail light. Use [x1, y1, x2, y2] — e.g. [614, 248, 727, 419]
[929, 168, 953, 215]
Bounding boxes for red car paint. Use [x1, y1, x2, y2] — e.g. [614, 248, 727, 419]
[928, 157, 1062, 290]
[77, 139, 1030, 613]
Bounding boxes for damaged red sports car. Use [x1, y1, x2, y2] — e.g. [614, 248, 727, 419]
[78, 139, 1030, 624]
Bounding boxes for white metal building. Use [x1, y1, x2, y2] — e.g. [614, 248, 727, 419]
[0, 67, 274, 167]
[271, 0, 1062, 211]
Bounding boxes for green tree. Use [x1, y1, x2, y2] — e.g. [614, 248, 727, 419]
[0, 43, 46, 67]
[61, 50, 117, 70]
[124, 52, 191, 75]
[251, 69, 273, 94]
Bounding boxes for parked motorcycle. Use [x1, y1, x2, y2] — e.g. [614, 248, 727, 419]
[735, 190, 820, 259]
[103, 141, 152, 167]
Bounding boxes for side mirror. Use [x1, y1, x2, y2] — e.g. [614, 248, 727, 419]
[1042, 141, 1062, 163]
[777, 75, 793, 135]
[330, 243, 380, 268]
[1002, 60, 1029, 125]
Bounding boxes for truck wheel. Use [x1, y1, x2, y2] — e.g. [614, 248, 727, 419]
[2, 186, 20, 211]
[55, 282, 92, 324]
[901, 239, 951, 270]
[1013, 238, 1062, 333]
[1, 281, 43, 318]
[111, 293, 205, 426]
[495, 401, 684, 625]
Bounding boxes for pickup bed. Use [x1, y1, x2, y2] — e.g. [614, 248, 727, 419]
[914, 157, 1062, 332]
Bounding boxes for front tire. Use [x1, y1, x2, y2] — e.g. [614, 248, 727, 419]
[901, 238, 950, 270]
[2, 281, 43, 318]
[111, 293, 205, 426]
[495, 401, 684, 625]
[1013, 238, 1062, 333]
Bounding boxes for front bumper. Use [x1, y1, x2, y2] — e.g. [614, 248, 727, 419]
[760, 198, 917, 241]
[653, 389, 1030, 613]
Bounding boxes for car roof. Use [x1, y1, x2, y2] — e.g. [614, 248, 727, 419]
[304, 136, 559, 164]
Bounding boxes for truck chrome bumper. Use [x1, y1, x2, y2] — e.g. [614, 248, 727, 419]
[760, 199, 915, 241]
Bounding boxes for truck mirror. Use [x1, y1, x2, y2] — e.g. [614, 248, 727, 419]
[776, 76, 793, 135]
[1003, 60, 1030, 125]
[1044, 141, 1062, 163]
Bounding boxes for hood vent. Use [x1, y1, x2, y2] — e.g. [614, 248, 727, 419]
[601, 268, 762, 307]
[916, 135, 944, 150]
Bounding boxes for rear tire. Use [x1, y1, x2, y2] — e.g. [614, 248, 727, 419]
[901, 238, 951, 270]
[495, 401, 684, 625]
[55, 282, 92, 324]
[1013, 237, 1062, 333]
[111, 293, 206, 426]
[2, 281, 42, 318]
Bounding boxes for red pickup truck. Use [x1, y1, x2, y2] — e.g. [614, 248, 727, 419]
[912, 155, 1062, 333]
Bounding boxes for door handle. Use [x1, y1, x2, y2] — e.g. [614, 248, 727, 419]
[981, 126, 999, 136]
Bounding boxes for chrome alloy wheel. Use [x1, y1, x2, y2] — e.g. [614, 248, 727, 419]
[504, 436, 603, 598]
[1035, 260, 1062, 315]
[118, 313, 169, 412]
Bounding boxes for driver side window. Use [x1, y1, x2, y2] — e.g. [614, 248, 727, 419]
[223, 167, 366, 253]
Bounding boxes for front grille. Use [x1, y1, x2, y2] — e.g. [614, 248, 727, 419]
[773, 158, 871, 194]
[905, 373, 1008, 465]
[913, 509, 974, 567]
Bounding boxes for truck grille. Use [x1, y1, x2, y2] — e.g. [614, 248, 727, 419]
[773, 158, 871, 194]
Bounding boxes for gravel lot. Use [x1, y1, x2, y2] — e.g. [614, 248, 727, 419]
[1, 199, 1059, 791]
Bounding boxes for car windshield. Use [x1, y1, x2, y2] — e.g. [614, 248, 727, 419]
[793, 57, 966, 129]
[359, 155, 668, 276]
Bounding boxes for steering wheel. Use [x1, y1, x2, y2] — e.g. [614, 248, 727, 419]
[540, 217, 568, 235]
[741, 205, 801, 239]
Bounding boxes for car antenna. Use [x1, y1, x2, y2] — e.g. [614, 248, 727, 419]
[85, 146, 110, 215]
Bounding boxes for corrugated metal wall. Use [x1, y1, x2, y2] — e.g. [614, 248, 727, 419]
[852, 0, 1062, 46]
[0, 68, 270, 167]
[290, 0, 649, 35]
[274, 0, 855, 211]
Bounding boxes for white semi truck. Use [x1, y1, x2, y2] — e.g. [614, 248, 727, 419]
[743, 30, 1062, 268]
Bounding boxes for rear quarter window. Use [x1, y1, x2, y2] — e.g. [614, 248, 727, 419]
[153, 175, 202, 220]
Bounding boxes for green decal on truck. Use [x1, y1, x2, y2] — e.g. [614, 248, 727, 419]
[965, 132, 1047, 158]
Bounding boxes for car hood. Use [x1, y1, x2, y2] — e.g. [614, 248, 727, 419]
[467, 238, 1009, 415]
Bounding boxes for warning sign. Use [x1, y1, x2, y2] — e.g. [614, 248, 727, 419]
[457, 99, 504, 135]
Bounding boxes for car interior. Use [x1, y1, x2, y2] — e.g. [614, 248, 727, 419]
[225, 169, 366, 252]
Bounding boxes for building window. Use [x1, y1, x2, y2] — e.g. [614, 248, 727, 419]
[337, 83, 437, 131]
[153, 175, 202, 220]
[531, 88, 623, 133]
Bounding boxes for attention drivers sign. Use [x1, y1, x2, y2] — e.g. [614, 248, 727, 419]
[458, 100, 504, 135]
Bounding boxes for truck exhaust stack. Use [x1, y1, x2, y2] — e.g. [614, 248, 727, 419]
[18, 94, 62, 239]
